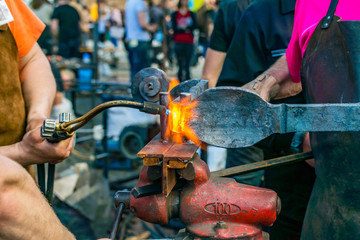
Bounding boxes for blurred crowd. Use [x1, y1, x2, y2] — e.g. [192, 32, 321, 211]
[28, 0, 219, 82]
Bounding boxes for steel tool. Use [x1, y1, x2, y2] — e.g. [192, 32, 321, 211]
[187, 87, 360, 148]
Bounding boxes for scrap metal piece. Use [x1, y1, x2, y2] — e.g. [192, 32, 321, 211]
[188, 87, 360, 148]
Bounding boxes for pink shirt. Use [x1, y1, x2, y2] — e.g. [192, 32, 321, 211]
[286, 0, 360, 83]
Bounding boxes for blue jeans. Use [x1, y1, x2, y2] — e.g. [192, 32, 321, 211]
[128, 41, 151, 81]
[58, 39, 80, 59]
[174, 42, 194, 82]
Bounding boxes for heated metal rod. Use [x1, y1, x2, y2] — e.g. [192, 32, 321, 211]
[211, 151, 313, 178]
[110, 203, 125, 240]
[46, 164, 55, 204]
[37, 163, 46, 194]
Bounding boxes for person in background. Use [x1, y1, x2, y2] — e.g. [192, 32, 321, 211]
[243, 0, 360, 238]
[202, 0, 316, 239]
[196, 0, 218, 56]
[201, 0, 253, 87]
[108, 5, 123, 47]
[51, 0, 81, 58]
[80, 4, 91, 46]
[125, 0, 157, 81]
[30, 0, 54, 55]
[98, 0, 110, 43]
[171, 0, 197, 82]
[69, 0, 91, 47]
[149, 0, 165, 67]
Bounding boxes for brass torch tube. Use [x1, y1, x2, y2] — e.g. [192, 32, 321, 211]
[62, 100, 144, 133]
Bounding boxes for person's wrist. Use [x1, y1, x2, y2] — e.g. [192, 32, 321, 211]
[26, 114, 47, 132]
[13, 142, 28, 166]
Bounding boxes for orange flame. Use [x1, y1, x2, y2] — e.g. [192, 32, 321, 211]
[168, 78, 180, 92]
[163, 78, 201, 146]
[166, 95, 201, 146]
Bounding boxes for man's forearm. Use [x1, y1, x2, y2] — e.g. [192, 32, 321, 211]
[0, 43, 73, 166]
[0, 155, 75, 240]
[51, 19, 58, 38]
[20, 43, 56, 126]
[202, 48, 226, 88]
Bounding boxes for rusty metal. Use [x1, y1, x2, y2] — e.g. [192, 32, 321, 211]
[211, 151, 313, 178]
[131, 67, 170, 102]
[143, 157, 161, 166]
[188, 87, 360, 148]
[126, 154, 279, 240]
[138, 136, 200, 196]
[138, 137, 174, 159]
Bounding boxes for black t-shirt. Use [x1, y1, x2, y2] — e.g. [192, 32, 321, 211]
[51, 4, 80, 42]
[209, 0, 253, 52]
[217, 0, 296, 88]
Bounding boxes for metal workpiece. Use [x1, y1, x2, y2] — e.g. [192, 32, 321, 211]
[170, 79, 209, 101]
[187, 87, 360, 148]
[131, 67, 170, 102]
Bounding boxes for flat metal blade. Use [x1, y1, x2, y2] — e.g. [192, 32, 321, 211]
[187, 87, 360, 148]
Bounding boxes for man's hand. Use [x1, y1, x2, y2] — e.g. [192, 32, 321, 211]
[242, 55, 302, 101]
[242, 74, 280, 101]
[6, 116, 74, 166]
[15, 120, 74, 166]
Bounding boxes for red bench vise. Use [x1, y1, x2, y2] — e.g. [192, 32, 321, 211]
[115, 145, 280, 240]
